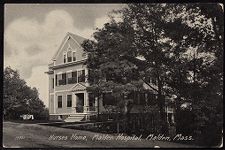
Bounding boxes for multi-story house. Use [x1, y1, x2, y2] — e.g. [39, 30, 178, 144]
[45, 32, 98, 122]
[46, 32, 175, 124]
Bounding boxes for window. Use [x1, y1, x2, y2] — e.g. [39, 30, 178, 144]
[73, 52, 76, 61]
[67, 51, 72, 62]
[64, 54, 66, 63]
[78, 70, 85, 82]
[67, 95, 72, 107]
[62, 73, 66, 85]
[88, 93, 95, 107]
[72, 71, 77, 83]
[67, 72, 72, 84]
[67, 71, 77, 84]
[57, 74, 62, 85]
[57, 73, 66, 85]
[58, 96, 62, 108]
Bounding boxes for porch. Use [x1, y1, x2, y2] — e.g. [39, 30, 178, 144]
[71, 92, 98, 114]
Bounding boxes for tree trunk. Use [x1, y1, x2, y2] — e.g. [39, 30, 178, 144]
[157, 76, 167, 134]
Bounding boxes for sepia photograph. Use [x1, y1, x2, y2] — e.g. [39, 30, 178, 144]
[3, 3, 224, 148]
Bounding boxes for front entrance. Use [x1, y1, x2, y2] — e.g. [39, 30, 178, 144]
[75, 93, 84, 113]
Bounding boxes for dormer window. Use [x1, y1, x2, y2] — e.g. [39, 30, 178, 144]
[63, 44, 76, 63]
[64, 50, 76, 63]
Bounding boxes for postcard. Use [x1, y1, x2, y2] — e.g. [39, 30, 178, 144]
[2, 2, 223, 148]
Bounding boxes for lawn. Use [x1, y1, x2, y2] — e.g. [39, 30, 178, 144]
[3, 121, 200, 148]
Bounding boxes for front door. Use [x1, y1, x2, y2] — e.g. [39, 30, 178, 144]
[75, 93, 84, 113]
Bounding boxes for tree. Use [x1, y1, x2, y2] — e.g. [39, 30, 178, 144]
[83, 21, 140, 97]
[121, 3, 175, 129]
[82, 3, 223, 142]
[82, 19, 146, 130]
[122, 4, 223, 142]
[160, 3, 223, 145]
[83, 4, 184, 133]
[3, 67, 48, 120]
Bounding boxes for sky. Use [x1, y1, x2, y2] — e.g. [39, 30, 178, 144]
[4, 4, 125, 107]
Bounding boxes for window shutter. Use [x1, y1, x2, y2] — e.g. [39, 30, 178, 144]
[52, 78, 54, 89]
[82, 70, 85, 82]
[55, 75, 57, 86]
[62, 73, 66, 85]
[64, 54, 66, 63]
[73, 52, 76, 61]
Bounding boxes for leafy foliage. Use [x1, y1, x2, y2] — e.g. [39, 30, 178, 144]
[82, 20, 144, 112]
[82, 3, 223, 145]
[3, 67, 49, 120]
[160, 3, 223, 145]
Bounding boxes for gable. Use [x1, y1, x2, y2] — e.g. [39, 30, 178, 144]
[52, 32, 87, 65]
[70, 83, 86, 92]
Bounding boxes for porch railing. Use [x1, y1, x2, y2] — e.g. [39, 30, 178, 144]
[73, 106, 97, 113]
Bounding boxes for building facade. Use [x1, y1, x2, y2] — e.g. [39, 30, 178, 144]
[46, 32, 175, 124]
[46, 32, 102, 122]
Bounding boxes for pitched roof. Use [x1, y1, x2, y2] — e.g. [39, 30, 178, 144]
[52, 32, 87, 60]
[68, 32, 87, 45]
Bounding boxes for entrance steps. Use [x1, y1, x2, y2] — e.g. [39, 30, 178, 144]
[64, 114, 87, 122]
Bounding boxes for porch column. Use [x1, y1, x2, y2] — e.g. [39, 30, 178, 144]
[84, 92, 89, 112]
[53, 94, 56, 114]
[72, 93, 76, 113]
[86, 92, 89, 108]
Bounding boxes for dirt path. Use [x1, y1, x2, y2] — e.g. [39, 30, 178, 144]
[3, 121, 198, 148]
